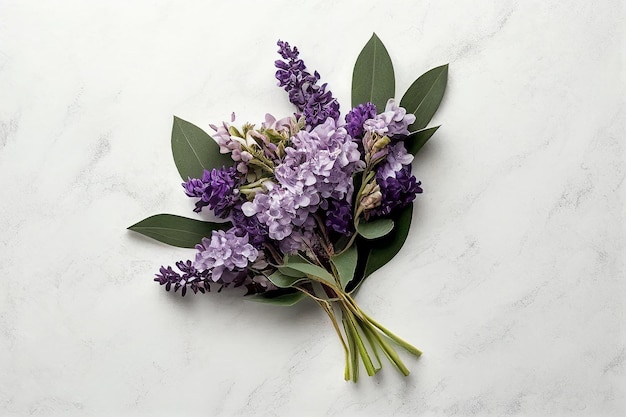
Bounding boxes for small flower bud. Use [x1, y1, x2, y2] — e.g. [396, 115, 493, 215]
[360, 182, 382, 210]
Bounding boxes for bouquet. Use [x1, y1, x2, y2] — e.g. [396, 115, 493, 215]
[129, 34, 447, 381]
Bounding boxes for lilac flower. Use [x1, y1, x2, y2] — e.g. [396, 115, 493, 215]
[377, 142, 414, 179]
[372, 165, 423, 217]
[289, 118, 364, 200]
[211, 114, 256, 173]
[345, 102, 377, 139]
[194, 229, 259, 282]
[242, 118, 364, 247]
[154, 257, 276, 296]
[326, 199, 353, 234]
[364, 99, 416, 137]
[182, 166, 240, 217]
[277, 216, 317, 254]
[242, 182, 298, 241]
[154, 260, 211, 296]
[275, 40, 340, 127]
[231, 206, 268, 249]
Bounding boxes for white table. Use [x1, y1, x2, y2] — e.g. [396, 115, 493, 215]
[1, 1, 624, 415]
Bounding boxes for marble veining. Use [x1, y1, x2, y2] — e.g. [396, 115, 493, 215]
[0, 0, 624, 416]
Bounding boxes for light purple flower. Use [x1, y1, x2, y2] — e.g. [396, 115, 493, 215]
[377, 142, 414, 179]
[241, 118, 363, 248]
[364, 99, 416, 137]
[194, 229, 259, 282]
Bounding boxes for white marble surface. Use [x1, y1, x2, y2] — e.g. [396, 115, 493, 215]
[1, 1, 624, 416]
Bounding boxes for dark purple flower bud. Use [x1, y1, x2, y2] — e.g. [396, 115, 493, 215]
[345, 102, 377, 139]
[182, 166, 240, 217]
[275, 40, 340, 127]
[231, 205, 269, 249]
[154, 261, 211, 296]
[325, 199, 353, 235]
[372, 165, 423, 217]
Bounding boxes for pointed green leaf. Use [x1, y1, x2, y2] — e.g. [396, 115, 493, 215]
[364, 203, 413, 278]
[171, 116, 234, 180]
[400, 64, 448, 131]
[246, 291, 307, 306]
[127, 214, 230, 248]
[277, 267, 306, 278]
[405, 126, 440, 156]
[352, 33, 395, 110]
[285, 255, 336, 286]
[331, 245, 358, 290]
[357, 218, 394, 240]
[266, 270, 307, 288]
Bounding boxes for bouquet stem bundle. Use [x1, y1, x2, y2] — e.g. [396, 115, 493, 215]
[129, 34, 446, 381]
[313, 288, 421, 381]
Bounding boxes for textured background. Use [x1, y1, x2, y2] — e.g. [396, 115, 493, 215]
[1, 1, 624, 416]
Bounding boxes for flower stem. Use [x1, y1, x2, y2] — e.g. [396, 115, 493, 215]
[316, 299, 351, 381]
[342, 304, 377, 377]
[344, 294, 422, 357]
[309, 280, 420, 381]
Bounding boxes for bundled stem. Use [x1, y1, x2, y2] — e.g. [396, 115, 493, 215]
[302, 284, 421, 382]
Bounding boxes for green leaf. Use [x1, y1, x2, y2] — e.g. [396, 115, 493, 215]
[405, 126, 440, 156]
[357, 218, 394, 240]
[285, 255, 337, 287]
[127, 214, 230, 248]
[352, 33, 395, 110]
[364, 203, 413, 278]
[331, 245, 358, 290]
[400, 64, 448, 131]
[171, 116, 234, 180]
[266, 270, 307, 288]
[247, 291, 307, 306]
[277, 267, 306, 278]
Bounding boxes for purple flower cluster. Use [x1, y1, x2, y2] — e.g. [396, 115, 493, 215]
[241, 118, 363, 252]
[275, 41, 340, 127]
[231, 207, 268, 249]
[155, 258, 275, 296]
[373, 165, 423, 217]
[326, 199, 352, 234]
[153, 39, 430, 298]
[154, 261, 210, 296]
[363, 99, 416, 137]
[194, 229, 259, 283]
[345, 102, 377, 139]
[183, 166, 240, 217]
[369, 143, 422, 217]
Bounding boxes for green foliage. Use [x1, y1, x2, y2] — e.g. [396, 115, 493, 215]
[364, 204, 413, 278]
[267, 270, 308, 288]
[352, 33, 395, 110]
[247, 291, 307, 306]
[127, 214, 230, 248]
[171, 116, 233, 180]
[405, 126, 440, 156]
[357, 218, 394, 240]
[283, 255, 337, 287]
[331, 245, 358, 289]
[400, 64, 448, 131]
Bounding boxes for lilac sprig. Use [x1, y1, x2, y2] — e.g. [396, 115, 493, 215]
[241, 118, 363, 252]
[372, 165, 423, 217]
[275, 40, 340, 127]
[345, 102, 377, 139]
[194, 229, 259, 283]
[325, 199, 353, 235]
[183, 166, 241, 217]
[154, 261, 210, 297]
